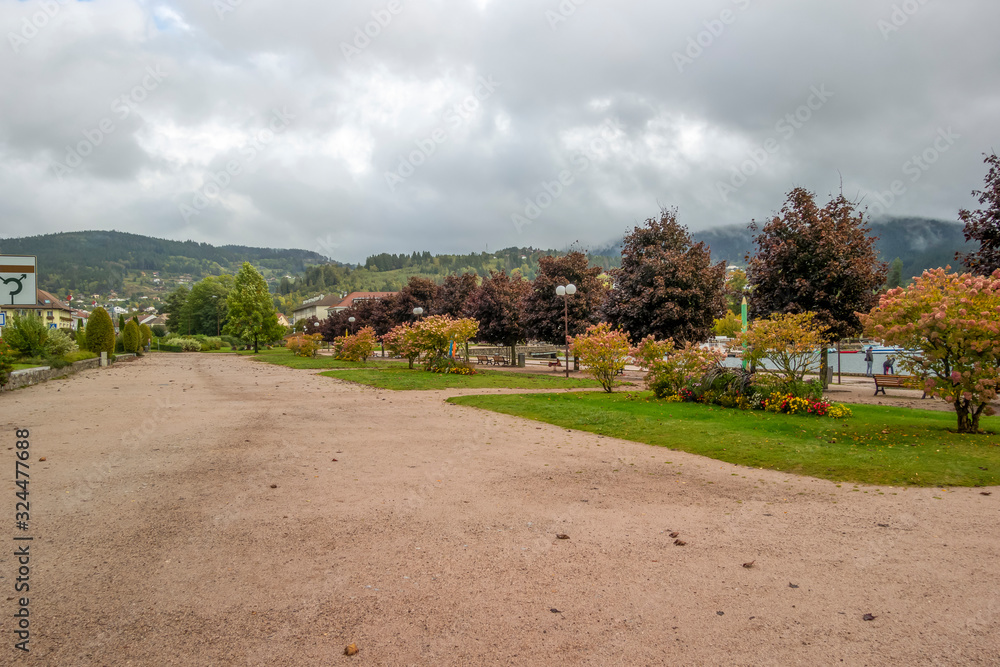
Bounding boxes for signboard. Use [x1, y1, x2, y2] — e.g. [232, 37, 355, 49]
[0, 256, 36, 306]
[0, 312, 5, 327]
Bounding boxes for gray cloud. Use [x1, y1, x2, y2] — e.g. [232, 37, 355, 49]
[0, 0, 997, 262]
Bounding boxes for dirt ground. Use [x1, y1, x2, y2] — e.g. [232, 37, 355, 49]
[3, 353, 999, 665]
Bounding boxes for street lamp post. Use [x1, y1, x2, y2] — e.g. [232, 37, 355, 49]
[347, 316, 356, 337]
[555, 284, 576, 378]
[413, 307, 423, 320]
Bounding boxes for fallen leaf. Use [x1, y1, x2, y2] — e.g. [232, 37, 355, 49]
[877, 523, 890, 528]
[550, 608, 562, 614]
[344, 643, 359, 656]
[716, 611, 724, 616]
[556, 534, 570, 540]
[742, 560, 755, 568]
[789, 583, 799, 589]
[674, 539, 686, 546]
[38, 457, 46, 462]
[981, 492, 993, 496]
[669, 532, 680, 538]
[270, 484, 277, 489]
[332, 459, 338, 462]
[862, 613, 876, 621]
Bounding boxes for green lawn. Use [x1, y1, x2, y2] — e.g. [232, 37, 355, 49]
[447, 391, 1000, 487]
[320, 367, 603, 391]
[11, 363, 44, 371]
[241, 348, 409, 370]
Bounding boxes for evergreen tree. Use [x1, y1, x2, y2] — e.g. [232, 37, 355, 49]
[86, 307, 116, 357]
[123, 320, 140, 354]
[886, 258, 904, 290]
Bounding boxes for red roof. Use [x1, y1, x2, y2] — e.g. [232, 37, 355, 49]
[332, 292, 396, 310]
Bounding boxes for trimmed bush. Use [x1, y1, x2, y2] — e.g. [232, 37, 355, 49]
[85, 307, 116, 358]
[123, 320, 141, 354]
[0, 339, 13, 388]
[139, 324, 152, 349]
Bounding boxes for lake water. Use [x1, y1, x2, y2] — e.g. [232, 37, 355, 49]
[721, 349, 909, 376]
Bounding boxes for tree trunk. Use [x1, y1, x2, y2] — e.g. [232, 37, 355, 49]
[820, 347, 829, 390]
[510, 344, 516, 367]
[253, 334, 259, 354]
[956, 401, 986, 434]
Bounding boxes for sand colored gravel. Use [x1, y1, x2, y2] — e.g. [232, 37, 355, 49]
[2, 353, 998, 665]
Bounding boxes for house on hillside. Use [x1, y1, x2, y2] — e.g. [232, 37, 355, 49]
[0, 290, 75, 331]
[277, 313, 290, 328]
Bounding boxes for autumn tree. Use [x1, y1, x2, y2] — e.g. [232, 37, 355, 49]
[570, 323, 631, 392]
[862, 268, 1000, 434]
[466, 270, 531, 365]
[604, 208, 725, 344]
[224, 262, 283, 353]
[433, 273, 479, 318]
[386, 276, 438, 326]
[522, 252, 606, 344]
[735, 312, 830, 390]
[747, 188, 886, 384]
[957, 153, 1000, 275]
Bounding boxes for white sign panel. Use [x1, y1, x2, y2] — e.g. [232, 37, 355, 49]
[0, 255, 36, 306]
[0, 312, 5, 327]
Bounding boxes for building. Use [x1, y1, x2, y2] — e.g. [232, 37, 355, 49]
[327, 291, 396, 314]
[0, 289, 75, 331]
[291, 291, 397, 324]
[291, 294, 343, 324]
[277, 313, 290, 328]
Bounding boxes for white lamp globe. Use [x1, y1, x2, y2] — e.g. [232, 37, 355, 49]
[556, 286, 566, 296]
[413, 307, 423, 316]
[566, 284, 577, 295]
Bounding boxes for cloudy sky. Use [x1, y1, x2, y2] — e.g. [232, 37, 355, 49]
[0, 0, 997, 263]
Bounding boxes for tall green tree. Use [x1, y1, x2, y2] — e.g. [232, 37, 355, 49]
[604, 209, 726, 344]
[184, 275, 234, 336]
[747, 188, 886, 385]
[164, 286, 191, 335]
[224, 262, 283, 353]
[466, 270, 531, 365]
[522, 252, 606, 344]
[957, 152, 1000, 275]
[885, 258, 904, 290]
[86, 307, 116, 357]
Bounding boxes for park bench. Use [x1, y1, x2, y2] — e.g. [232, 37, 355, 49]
[492, 355, 509, 366]
[475, 355, 491, 365]
[873, 374, 922, 397]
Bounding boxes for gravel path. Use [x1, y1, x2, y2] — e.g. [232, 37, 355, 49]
[3, 353, 999, 665]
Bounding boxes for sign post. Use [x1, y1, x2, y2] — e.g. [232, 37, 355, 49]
[0, 256, 37, 306]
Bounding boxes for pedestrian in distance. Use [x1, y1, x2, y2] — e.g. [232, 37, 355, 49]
[865, 346, 874, 376]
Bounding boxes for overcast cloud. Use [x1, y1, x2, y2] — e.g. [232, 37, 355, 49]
[0, 0, 996, 263]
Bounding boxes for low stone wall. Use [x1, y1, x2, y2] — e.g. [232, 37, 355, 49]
[3, 357, 102, 391]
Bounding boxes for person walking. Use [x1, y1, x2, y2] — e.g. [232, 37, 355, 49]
[865, 346, 874, 376]
[887, 355, 896, 374]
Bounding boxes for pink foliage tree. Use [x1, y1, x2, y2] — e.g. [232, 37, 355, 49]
[862, 268, 1000, 433]
[570, 323, 631, 393]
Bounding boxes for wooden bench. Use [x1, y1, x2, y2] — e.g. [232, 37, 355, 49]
[475, 355, 491, 365]
[492, 355, 509, 366]
[873, 374, 920, 396]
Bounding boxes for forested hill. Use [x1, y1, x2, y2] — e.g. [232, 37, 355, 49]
[690, 216, 973, 279]
[0, 230, 329, 295]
